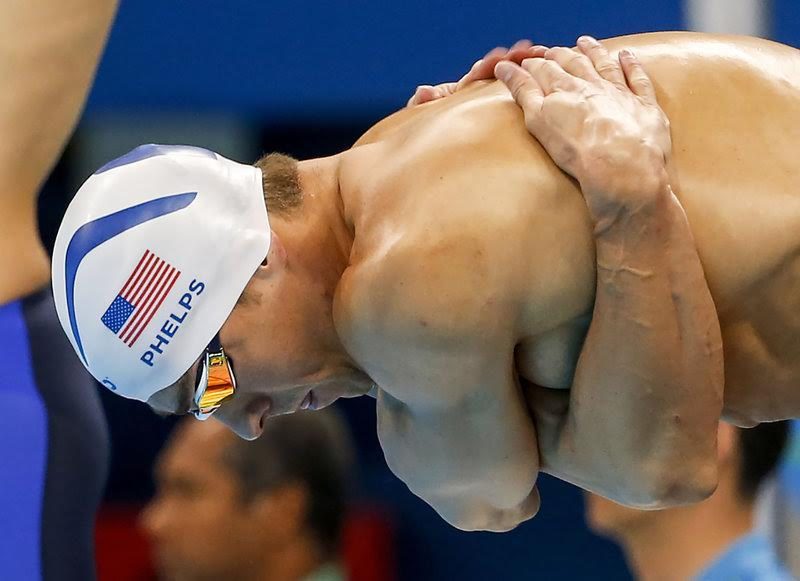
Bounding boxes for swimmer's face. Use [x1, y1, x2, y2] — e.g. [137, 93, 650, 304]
[149, 231, 369, 439]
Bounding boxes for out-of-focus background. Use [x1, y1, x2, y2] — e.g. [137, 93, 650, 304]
[38, 1, 800, 579]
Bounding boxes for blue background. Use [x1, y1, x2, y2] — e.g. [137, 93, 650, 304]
[88, 0, 682, 117]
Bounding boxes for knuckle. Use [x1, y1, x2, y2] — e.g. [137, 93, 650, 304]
[509, 79, 527, 99]
[517, 82, 539, 104]
[596, 59, 618, 72]
[541, 60, 562, 75]
[588, 44, 609, 58]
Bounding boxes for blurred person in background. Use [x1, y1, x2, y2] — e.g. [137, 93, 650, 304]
[1, 1, 116, 579]
[585, 421, 793, 581]
[142, 410, 354, 581]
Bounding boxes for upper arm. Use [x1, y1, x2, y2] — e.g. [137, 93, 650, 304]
[376, 376, 540, 531]
[0, 1, 117, 200]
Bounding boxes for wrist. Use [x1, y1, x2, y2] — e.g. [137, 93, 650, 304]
[580, 148, 671, 229]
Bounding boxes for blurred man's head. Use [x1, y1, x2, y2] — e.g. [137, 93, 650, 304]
[141, 409, 353, 581]
[586, 421, 789, 539]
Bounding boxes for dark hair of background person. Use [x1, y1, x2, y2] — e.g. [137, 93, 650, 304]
[221, 411, 354, 558]
[738, 421, 790, 501]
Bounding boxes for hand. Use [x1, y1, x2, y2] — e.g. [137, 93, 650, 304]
[495, 36, 672, 221]
[407, 40, 548, 107]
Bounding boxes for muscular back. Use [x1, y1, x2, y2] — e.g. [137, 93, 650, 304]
[331, 32, 800, 527]
[338, 31, 800, 423]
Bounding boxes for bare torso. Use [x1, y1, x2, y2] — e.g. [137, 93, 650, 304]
[331, 32, 800, 525]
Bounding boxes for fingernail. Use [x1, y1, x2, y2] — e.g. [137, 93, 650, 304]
[620, 48, 636, 59]
[578, 35, 597, 45]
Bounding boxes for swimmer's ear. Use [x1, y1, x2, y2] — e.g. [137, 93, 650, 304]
[258, 230, 287, 273]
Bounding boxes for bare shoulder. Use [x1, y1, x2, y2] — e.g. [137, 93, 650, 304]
[334, 238, 518, 408]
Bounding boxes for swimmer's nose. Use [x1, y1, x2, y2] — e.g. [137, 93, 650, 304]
[214, 395, 272, 440]
[242, 396, 272, 440]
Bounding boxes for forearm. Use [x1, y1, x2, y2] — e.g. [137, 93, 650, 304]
[0, 0, 117, 200]
[547, 175, 724, 506]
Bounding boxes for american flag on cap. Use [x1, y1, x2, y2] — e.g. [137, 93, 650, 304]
[101, 250, 181, 347]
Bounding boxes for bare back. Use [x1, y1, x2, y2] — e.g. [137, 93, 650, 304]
[326, 32, 800, 527]
[338, 32, 800, 425]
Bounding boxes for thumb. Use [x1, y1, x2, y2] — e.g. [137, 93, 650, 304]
[495, 61, 544, 114]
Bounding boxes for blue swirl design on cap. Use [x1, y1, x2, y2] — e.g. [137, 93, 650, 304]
[94, 144, 215, 175]
[64, 192, 197, 364]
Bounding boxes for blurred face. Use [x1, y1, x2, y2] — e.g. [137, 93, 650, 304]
[584, 492, 651, 538]
[141, 421, 269, 581]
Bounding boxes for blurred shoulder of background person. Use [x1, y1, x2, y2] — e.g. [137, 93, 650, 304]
[585, 421, 793, 581]
[142, 409, 354, 581]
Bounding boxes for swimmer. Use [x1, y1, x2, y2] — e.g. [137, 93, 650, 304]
[54, 32, 800, 531]
[1, 0, 116, 578]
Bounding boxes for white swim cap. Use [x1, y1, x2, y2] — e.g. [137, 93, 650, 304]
[52, 144, 270, 402]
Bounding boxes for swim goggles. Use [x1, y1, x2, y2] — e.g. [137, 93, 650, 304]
[192, 333, 236, 420]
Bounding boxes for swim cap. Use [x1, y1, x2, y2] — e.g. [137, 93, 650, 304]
[52, 144, 270, 402]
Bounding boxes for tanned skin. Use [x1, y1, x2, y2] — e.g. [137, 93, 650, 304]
[153, 33, 800, 531]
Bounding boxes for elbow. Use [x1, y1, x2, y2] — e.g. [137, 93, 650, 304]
[432, 489, 541, 533]
[625, 460, 718, 509]
[444, 506, 536, 533]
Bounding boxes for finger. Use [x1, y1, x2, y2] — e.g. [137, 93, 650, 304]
[521, 57, 580, 95]
[618, 49, 657, 104]
[544, 46, 600, 82]
[457, 47, 509, 88]
[406, 83, 456, 107]
[457, 45, 549, 91]
[504, 44, 548, 66]
[528, 45, 550, 58]
[510, 39, 533, 52]
[576, 35, 627, 88]
[407, 85, 436, 107]
[495, 61, 544, 113]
